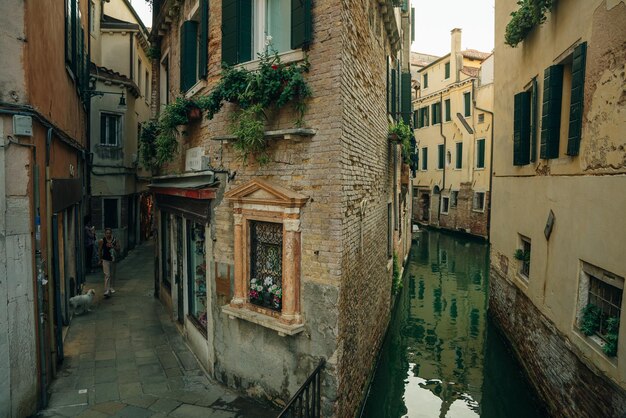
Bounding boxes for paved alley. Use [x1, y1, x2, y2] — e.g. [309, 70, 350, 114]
[37, 241, 278, 418]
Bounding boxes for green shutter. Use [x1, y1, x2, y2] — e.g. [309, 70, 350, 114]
[464, 92, 471, 117]
[431, 103, 436, 124]
[477, 139, 485, 168]
[391, 69, 397, 119]
[291, 0, 312, 50]
[540, 65, 563, 159]
[413, 110, 418, 128]
[445, 62, 450, 79]
[199, 0, 209, 79]
[425, 106, 429, 126]
[238, 0, 252, 62]
[530, 78, 538, 162]
[438, 144, 444, 169]
[513, 91, 531, 166]
[386, 59, 389, 115]
[222, 0, 251, 65]
[417, 107, 422, 128]
[422, 147, 428, 170]
[222, 0, 237, 65]
[456, 142, 462, 169]
[401, 72, 412, 124]
[445, 99, 451, 121]
[423, 73, 428, 88]
[411, 8, 415, 43]
[567, 42, 587, 156]
[181, 20, 199, 92]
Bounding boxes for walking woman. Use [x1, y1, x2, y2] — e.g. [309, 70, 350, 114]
[98, 228, 120, 297]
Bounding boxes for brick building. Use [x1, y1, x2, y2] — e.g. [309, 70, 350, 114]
[491, 0, 626, 416]
[147, 0, 413, 415]
[411, 29, 493, 239]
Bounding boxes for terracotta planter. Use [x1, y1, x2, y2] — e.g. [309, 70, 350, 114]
[187, 106, 202, 121]
[388, 133, 399, 141]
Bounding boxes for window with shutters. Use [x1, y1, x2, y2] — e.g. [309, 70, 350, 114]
[222, 0, 312, 66]
[441, 196, 450, 214]
[472, 192, 485, 212]
[100, 113, 122, 146]
[478, 113, 484, 124]
[160, 54, 170, 111]
[513, 91, 531, 166]
[566, 43, 587, 156]
[437, 144, 444, 170]
[540, 65, 563, 159]
[431, 102, 441, 125]
[180, 0, 208, 92]
[145, 70, 150, 101]
[445, 62, 450, 79]
[65, 0, 87, 92]
[423, 73, 429, 88]
[464, 92, 471, 117]
[476, 138, 485, 169]
[455, 142, 462, 169]
[421, 147, 428, 171]
[444, 99, 451, 122]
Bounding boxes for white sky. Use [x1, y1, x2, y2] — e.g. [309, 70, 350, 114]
[128, 0, 152, 28]
[128, 0, 495, 57]
[411, 0, 495, 57]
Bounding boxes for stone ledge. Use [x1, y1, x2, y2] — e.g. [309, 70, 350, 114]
[221, 305, 305, 337]
[212, 128, 316, 142]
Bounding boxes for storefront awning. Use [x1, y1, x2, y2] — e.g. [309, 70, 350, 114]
[149, 173, 218, 200]
[150, 172, 218, 223]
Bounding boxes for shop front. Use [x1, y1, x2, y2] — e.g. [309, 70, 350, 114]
[150, 172, 216, 371]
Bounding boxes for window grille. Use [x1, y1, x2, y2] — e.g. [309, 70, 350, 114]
[249, 221, 283, 311]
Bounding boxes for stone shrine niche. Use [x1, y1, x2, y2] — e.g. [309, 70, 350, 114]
[222, 179, 308, 336]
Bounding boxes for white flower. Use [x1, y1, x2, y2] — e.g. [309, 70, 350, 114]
[263, 276, 274, 287]
[264, 35, 273, 46]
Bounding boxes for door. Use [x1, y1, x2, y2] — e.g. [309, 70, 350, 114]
[175, 216, 184, 324]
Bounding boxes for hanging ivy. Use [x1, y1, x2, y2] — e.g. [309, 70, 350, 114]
[389, 120, 413, 164]
[505, 0, 554, 48]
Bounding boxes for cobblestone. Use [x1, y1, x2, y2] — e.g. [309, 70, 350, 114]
[37, 242, 278, 417]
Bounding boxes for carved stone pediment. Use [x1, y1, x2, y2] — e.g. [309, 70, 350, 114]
[225, 179, 309, 208]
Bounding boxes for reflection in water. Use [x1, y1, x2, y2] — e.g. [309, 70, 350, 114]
[363, 230, 546, 418]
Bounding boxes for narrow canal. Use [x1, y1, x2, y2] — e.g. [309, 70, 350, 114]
[363, 229, 548, 418]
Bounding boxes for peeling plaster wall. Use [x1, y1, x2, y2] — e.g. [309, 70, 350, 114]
[0, 0, 26, 104]
[0, 116, 38, 418]
[491, 0, 626, 415]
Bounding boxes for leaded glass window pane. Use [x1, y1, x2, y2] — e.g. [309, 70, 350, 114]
[249, 221, 283, 311]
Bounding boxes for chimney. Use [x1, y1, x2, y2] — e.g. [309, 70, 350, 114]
[450, 28, 463, 82]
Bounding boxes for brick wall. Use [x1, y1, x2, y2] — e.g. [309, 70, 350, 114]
[437, 184, 489, 237]
[489, 266, 626, 417]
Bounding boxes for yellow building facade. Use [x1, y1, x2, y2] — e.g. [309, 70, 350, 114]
[490, 0, 626, 416]
[412, 29, 493, 238]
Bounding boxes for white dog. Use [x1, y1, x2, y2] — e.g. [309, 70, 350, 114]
[69, 289, 95, 315]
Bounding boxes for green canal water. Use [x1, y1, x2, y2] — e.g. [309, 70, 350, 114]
[363, 229, 548, 418]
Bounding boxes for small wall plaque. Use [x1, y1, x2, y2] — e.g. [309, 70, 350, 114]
[544, 209, 555, 240]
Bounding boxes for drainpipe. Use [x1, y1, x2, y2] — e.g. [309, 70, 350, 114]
[45, 129, 56, 376]
[472, 80, 494, 242]
[438, 92, 446, 225]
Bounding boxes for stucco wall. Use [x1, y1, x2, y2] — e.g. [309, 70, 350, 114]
[0, 0, 26, 104]
[491, 0, 626, 413]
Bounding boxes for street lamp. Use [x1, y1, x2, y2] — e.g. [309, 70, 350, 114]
[84, 90, 127, 111]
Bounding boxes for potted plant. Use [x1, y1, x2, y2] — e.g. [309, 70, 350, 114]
[187, 104, 202, 121]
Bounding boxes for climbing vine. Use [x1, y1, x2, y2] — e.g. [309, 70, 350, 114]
[389, 120, 413, 164]
[139, 52, 311, 168]
[505, 0, 554, 47]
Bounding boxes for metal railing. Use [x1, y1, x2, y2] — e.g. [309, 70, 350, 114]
[278, 359, 325, 418]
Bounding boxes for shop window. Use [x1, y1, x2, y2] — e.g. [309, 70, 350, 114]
[441, 196, 449, 214]
[103, 198, 119, 229]
[450, 191, 458, 208]
[249, 221, 283, 311]
[161, 214, 171, 290]
[187, 221, 207, 332]
[100, 113, 121, 146]
[577, 262, 623, 357]
[472, 192, 485, 212]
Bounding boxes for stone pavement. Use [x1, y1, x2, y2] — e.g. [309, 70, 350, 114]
[37, 240, 278, 418]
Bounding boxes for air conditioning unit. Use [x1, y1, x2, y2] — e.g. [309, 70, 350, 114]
[13, 115, 33, 136]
